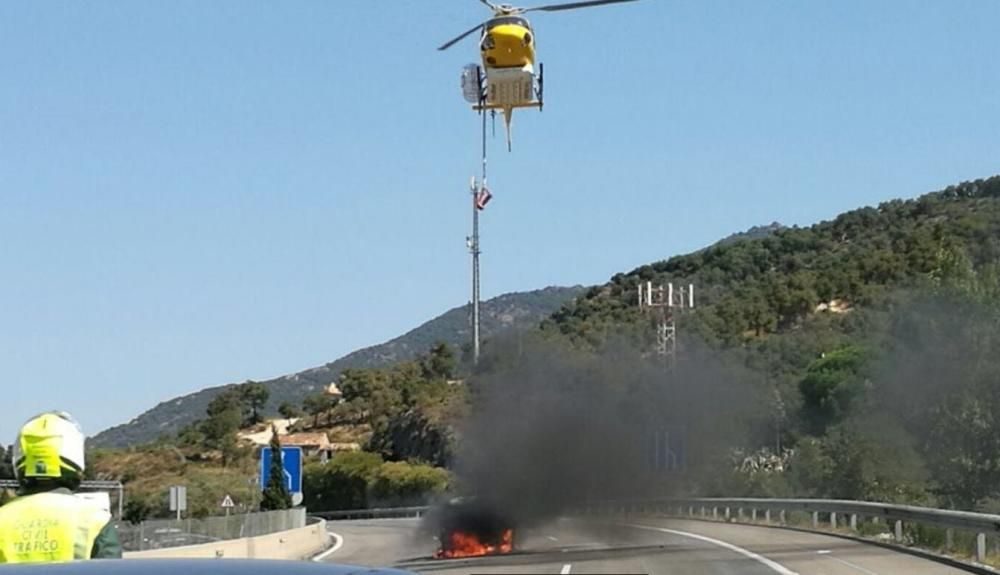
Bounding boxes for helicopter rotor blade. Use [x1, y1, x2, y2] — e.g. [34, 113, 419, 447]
[438, 23, 486, 51]
[479, 0, 501, 10]
[522, 0, 639, 13]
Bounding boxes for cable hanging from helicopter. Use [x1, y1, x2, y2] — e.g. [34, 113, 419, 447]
[441, 0, 639, 152]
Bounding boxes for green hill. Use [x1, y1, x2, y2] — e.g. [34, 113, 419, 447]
[540, 176, 1000, 429]
[91, 286, 583, 448]
[88, 175, 1000, 513]
[544, 176, 1000, 348]
[529, 175, 1000, 507]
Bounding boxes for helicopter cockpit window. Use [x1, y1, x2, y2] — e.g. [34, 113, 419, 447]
[486, 17, 531, 31]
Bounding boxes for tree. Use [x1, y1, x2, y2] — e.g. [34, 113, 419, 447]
[201, 388, 244, 466]
[176, 422, 205, 447]
[924, 391, 1000, 508]
[278, 402, 301, 419]
[123, 498, 153, 525]
[338, 368, 405, 427]
[421, 342, 456, 380]
[240, 381, 270, 426]
[339, 369, 391, 403]
[792, 422, 927, 503]
[260, 425, 292, 510]
[798, 346, 869, 435]
[303, 393, 336, 427]
[218, 432, 244, 468]
[367, 410, 454, 467]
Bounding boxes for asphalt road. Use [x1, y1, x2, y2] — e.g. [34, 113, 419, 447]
[323, 516, 976, 574]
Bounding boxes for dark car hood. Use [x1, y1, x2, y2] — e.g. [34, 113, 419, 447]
[0, 559, 417, 575]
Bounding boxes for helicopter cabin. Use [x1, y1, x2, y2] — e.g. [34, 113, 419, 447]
[480, 16, 534, 69]
[471, 15, 538, 110]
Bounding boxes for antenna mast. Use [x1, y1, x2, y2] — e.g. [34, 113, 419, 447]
[638, 281, 695, 369]
[468, 110, 489, 365]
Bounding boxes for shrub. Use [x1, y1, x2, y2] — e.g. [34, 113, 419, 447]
[303, 452, 383, 511]
[369, 461, 450, 507]
[302, 452, 450, 511]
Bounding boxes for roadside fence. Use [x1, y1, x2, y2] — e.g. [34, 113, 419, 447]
[116, 507, 307, 551]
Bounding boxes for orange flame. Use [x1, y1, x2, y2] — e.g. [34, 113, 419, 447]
[435, 529, 514, 559]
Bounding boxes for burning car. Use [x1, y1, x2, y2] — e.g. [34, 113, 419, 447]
[432, 497, 516, 559]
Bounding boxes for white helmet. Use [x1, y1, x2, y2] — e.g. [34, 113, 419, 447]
[13, 411, 86, 482]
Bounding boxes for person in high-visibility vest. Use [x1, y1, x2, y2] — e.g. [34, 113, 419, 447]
[0, 411, 122, 563]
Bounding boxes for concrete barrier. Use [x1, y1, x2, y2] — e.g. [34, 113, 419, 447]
[125, 519, 329, 560]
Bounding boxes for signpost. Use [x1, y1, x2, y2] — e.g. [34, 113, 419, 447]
[648, 427, 686, 473]
[168, 485, 187, 520]
[221, 494, 234, 517]
[259, 446, 303, 502]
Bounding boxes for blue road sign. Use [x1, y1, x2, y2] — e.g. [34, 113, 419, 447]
[260, 446, 303, 494]
[648, 426, 686, 472]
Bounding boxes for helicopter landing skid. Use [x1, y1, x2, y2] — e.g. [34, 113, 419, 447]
[472, 101, 543, 112]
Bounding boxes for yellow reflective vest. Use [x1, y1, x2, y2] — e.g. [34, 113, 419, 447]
[0, 491, 111, 564]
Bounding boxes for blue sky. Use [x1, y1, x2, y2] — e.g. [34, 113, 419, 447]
[1, 1, 997, 443]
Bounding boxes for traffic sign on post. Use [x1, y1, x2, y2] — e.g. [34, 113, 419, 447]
[169, 485, 187, 520]
[648, 426, 686, 473]
[221, 494, 234, 516]
[259, 446, 303, 496]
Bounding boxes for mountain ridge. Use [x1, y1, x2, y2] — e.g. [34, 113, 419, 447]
[90, 216, 802, 450]
[91, 285, 584, 448]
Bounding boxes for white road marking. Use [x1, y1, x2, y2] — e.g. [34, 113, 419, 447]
[312, 531, 344, 562]
[560, 563, 572, 574]
[815, 550, 879, 575]
[548, 536, 560, 542]
[627, 524, 799, 575]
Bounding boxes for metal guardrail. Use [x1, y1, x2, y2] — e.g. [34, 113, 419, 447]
[581, 497, 1000, 565]
[314, 506, 429, 520]
[307, 497, 1000, 566]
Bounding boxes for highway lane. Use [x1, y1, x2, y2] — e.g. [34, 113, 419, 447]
[323, 516, 975, 574]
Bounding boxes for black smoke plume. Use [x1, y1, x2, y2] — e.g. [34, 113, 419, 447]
[442, 333, 766, 527]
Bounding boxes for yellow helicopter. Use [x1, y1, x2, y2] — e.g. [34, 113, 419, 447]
[439, 0, 639, 150]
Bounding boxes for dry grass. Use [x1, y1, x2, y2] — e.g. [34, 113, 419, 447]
[89, 447, 258, 517]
